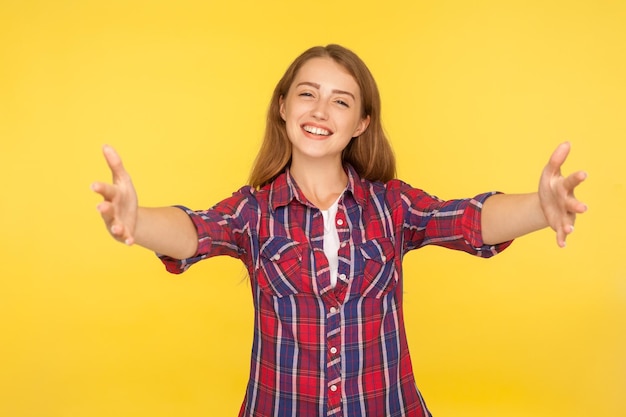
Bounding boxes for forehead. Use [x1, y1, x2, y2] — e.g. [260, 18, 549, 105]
[291, 57, 360, 96]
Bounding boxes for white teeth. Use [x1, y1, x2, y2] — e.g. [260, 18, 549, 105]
[303, 125, 331, 136]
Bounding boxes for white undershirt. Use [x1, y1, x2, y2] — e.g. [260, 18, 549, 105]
[320, 197, 341, 288]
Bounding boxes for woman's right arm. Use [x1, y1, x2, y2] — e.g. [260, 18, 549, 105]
[91, 145, 198, 260]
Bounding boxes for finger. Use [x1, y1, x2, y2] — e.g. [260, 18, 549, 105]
[110, 223, 126, 241]
[110, 222, 135, 245]
[91, 181, 118, 202]
[546, 142, 571, 176]
[557, 215, 577, 248]
[96, 202, 133, 242]
[96, 201, 116, 226]
[102, 210, 134, 245]
[557, 222, 574, 248]
[562, 170, 588, 192]
[102, 144, 128, 182]
[556, 227, 567, 248]
[565, 197, 588, 214]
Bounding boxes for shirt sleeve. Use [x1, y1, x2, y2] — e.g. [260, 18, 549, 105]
[158, 186, 257, 274]
[397, 182, 513, 258]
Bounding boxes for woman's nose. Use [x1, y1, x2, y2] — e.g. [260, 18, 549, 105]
[311, 100, 329, 120]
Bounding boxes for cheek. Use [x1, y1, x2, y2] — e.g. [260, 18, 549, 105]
[284, 116, 300, 141]
[281, 102, 297, 123]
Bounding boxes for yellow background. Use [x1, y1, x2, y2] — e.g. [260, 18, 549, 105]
[1, 1, 625, 416]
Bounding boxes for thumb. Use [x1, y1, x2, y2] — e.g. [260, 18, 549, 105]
[545, 142, 571, 176]
[102, 144, 129, 182]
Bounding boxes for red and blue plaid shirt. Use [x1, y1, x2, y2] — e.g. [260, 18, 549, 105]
[160, 165, 511, 417]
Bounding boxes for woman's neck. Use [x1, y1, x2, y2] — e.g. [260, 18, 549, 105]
[289, 158, 347, 210]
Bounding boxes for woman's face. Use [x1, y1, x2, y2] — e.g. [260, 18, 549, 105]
[280, 57, 370, 165]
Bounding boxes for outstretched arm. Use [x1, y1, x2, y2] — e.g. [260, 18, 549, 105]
[91, 145, 198, 259]
[481, 142, 588, 248]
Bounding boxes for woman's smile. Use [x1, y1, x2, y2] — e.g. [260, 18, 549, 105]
[302, 124, 333, 138]
[280, 57, 369, 163]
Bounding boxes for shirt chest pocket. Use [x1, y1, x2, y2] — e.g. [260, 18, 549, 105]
[358, 237, 398, 299]
[256, 236, 303, 298]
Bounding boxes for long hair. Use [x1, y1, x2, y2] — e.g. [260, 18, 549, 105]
[248, 44, 396, 188]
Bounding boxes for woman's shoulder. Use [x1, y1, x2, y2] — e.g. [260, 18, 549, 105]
[229, 184, 276, 209]
[359, 175, 413, 195]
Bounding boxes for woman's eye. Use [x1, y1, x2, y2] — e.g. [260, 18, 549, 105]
[336, 100, 349, 107]
[299, 92, 313, 97]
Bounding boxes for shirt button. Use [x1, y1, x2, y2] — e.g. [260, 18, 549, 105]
[381, 255, 386, 262]
[272, 254, 281, 261]
[340, 242, 347, 248]
[336, 219, 344, 226]
[338, 274, 346, 281]
[330, 347, 338, 354]
[330, 384, 337, 392]
[330, 307, 337, 314]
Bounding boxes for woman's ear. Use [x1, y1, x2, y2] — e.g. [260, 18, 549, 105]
[279, 95, 286, 121]
[353, 115, 370, 138]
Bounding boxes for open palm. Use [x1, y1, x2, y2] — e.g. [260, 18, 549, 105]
[91, 145, 138, 245]
[538, 142, 588, 247]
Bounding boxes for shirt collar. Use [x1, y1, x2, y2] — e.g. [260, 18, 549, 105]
[269, 164, 368, 211]
[344, 164, 368, 207]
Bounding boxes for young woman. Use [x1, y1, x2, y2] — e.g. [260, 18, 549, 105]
[92, 44, 587, 417]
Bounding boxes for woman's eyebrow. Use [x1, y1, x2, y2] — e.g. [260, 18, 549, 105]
[296, 81, 356, 100]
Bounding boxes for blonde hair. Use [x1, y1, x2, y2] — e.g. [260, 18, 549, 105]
[248, 44, 396, 188]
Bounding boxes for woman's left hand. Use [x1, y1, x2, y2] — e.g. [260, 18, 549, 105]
[538, 142, 588, 247]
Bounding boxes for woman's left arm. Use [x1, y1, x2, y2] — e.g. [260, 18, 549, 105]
[481, 142, 588, 248]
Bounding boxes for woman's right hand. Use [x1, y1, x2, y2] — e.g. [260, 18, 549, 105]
[91, 145, 139, 245]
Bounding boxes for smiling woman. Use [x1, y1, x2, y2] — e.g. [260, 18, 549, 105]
[3, 1, 625, 416]
[91, 43, 587, 417]
[279, 57, 371, 206]
[250, 45, 397, 192]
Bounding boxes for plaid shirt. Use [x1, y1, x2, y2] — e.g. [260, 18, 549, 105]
[160, 165, 511, 417]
